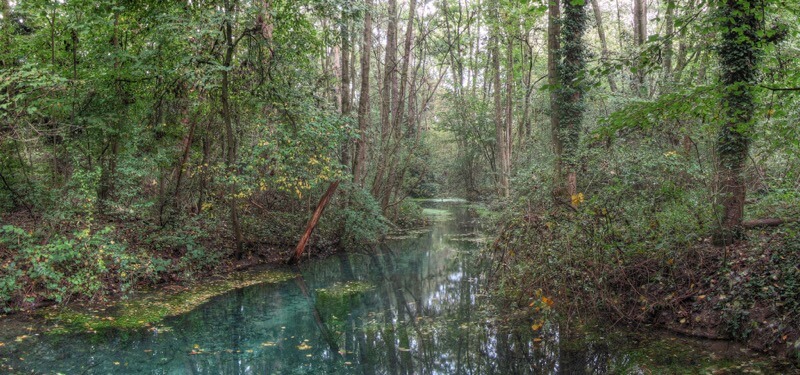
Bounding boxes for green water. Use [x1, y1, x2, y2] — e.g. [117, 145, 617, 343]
[0, 203, 788, 374]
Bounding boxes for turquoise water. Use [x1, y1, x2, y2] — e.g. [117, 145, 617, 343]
[0, 203, 786, 374]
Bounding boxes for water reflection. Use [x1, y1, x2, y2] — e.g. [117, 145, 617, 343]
[0, 204, 770, 374]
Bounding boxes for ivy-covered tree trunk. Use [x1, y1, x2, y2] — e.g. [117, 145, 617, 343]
[712, 0, 763, 245]
[548, 0, 562, 198]
[556, 0, 587, 201]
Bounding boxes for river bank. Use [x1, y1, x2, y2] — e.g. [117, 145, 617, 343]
[491, 204, 800, 368]
[2, 202, 796, 374]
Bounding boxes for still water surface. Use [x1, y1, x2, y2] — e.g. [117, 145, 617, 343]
[0, 202, 782, 374]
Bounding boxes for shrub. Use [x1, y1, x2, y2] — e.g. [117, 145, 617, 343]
[0, 225, 152, 310]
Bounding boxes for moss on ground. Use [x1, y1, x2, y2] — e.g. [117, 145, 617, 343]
[43, 269, 296, 334]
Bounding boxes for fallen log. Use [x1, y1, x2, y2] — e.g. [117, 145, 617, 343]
[743, 218, 797, 228]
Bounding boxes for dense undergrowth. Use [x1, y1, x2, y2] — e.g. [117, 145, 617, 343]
[490, 137, 800, 362]
[0, 182, 392, 313]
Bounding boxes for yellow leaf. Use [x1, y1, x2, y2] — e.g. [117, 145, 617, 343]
[570, 193, 585, 207]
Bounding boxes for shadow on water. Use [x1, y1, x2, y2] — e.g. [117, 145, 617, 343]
[0, 202, 787, 374]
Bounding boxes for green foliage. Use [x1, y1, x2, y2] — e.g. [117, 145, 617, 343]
[718, 226, 800, 341]
[556, 0, 589, 164]
[394, 199, 427, 229]
[0, 225, 145, 310]
[327, 184, 388, 248]
[492, 137, 716, 310]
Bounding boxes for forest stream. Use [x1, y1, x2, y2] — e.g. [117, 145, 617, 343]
[0, 201, 789, 374]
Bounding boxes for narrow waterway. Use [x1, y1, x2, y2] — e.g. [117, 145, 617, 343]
[0, 202, 783, 374]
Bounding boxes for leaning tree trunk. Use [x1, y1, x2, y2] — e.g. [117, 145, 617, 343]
[712, 0, 763, 245]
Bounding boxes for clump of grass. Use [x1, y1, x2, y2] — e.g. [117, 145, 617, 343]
[316, 281, 374, 299]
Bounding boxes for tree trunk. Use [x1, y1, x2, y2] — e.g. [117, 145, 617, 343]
[712, 0, 762, 245]
[505, 34, 513, 178]
[384, 0, 417, 210]
[633, 0, 647, 95]
[548, 0, 563, 198]
[372, 0, 398, 204]
[222, 0, 244, 259]
[341, 14, 352, 172]
[558, 0, 588, 199]
[662, 0, 675, 81]
[492, 2, 509, 197]
[290, 181, 340, 264]
[353, 0, 372, 186]
[591, 0, 617, 92]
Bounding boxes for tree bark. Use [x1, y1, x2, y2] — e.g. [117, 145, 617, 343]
[591, 0, 617, 92]
[743, 218, 795, 228]
[557, 0, 588, 200]
[222, 0, 244, 259]
[290, 181, 340, 264]
[548, 0, 563, 197]
[353, 0, 373, 186]
[712, 0, 762, 245]
[341, 14, 352, 172]
[492, 2, 509, 197]
[505, 34, 513, 179]
[372, 0, 398, 204]
[633, 0, 647, 95]
[662, 0, 675, 80]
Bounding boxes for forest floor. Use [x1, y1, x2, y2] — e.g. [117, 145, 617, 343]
[642, 235, 799, 363]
